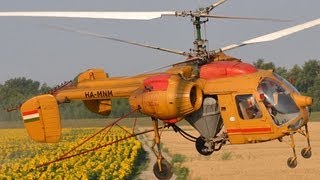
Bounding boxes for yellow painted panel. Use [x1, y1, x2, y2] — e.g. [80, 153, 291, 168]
[20, 94, 61, 143]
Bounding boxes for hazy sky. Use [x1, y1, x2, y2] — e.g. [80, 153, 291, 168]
[0, 0, 319, 86]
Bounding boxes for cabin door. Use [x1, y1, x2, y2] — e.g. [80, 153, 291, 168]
[231, 93, 273, 143]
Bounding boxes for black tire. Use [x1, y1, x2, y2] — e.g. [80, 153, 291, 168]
[301, 148, 312, 159]
[153, 159, 173, 180]
[287, 157, 297, 168]
[195, 136, 214, 156]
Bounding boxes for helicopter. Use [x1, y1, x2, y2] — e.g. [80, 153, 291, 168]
[1, 0, 319, 179]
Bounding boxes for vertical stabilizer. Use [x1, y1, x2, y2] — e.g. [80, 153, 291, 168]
[20, 94, 61, 143]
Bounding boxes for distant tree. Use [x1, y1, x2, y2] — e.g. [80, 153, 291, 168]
[307, 75, 320, 111]
[253, 59, 276, 70]
[3, 77, 40, 96]
[0, 77, 42, 121]
[286, 64, 303, 89]
[299, 60, 320, 93]
[39, 83, 51, 94]
[253, 59, 288, 80]
[275, 67, 288, 78]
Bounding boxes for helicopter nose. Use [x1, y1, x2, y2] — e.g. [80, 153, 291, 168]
[292, 93, 313, 107]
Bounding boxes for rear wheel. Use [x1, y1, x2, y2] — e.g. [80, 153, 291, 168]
[153, 159, 173, 180]
[301, 148, 312, 159]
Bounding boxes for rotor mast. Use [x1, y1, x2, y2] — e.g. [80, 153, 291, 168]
[189, 0, 227, 60]
[193, 16, 208, 57]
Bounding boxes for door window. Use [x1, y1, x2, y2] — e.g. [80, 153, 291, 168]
[236, 94, 262, 120]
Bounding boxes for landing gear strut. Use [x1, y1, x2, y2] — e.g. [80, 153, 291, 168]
[151, 118, 173, 180]
[286, 124, 312, 168]
[287, 133, 298, 168]
[300, 124, 312, 159]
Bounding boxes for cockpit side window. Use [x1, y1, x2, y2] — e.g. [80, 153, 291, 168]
[235, 94, 262, 120]
[258, 78, 300, 126]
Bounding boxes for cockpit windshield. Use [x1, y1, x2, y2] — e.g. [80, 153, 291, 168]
[258, 77, 300, 126]
[273, 73, 300, 94]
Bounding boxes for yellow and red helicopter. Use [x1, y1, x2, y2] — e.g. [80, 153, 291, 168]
[1, 0, 319, 179]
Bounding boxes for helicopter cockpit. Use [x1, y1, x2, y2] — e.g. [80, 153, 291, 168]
[258, 73, 301, 126]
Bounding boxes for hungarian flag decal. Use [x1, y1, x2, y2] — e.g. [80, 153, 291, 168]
[22, 110, 40, 123]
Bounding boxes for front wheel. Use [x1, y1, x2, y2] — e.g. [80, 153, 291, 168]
[153, 159, 173, 180]
[195, 136, 214, 156]
[287, 157, 297, 168]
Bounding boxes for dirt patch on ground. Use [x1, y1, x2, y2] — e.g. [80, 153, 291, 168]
[155, 122, 320, 180]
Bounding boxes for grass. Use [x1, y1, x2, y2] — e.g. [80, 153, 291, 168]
[171, 154, 189, 180]
[220, 151, 233, 161]
[161, 143, 170, 154]
[220, 151, 244, 161]
[171, 154, 187, 164]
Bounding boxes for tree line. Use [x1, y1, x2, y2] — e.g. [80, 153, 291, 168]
[0, 59, 319, 122]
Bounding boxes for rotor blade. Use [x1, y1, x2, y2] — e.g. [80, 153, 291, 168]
[0, 11, 176, 20]
[207, 0, 228, 12]
[47, 24, 189, 56]
[200, 14, 290, 22]
[212, 18, 320, 53]
[141, 56, 201, 74]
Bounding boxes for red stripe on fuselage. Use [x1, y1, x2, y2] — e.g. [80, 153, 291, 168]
[22, 110, 38, 116]
[227, 127, 272, 134]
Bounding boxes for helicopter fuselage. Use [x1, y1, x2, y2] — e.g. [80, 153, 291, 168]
[44, 56, 312, 146]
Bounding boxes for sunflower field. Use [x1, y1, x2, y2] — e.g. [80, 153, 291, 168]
[0, 127, 144, 179]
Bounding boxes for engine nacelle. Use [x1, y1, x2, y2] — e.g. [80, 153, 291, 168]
[83, 99, 112, 116]
[129, 74, 203, 121]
